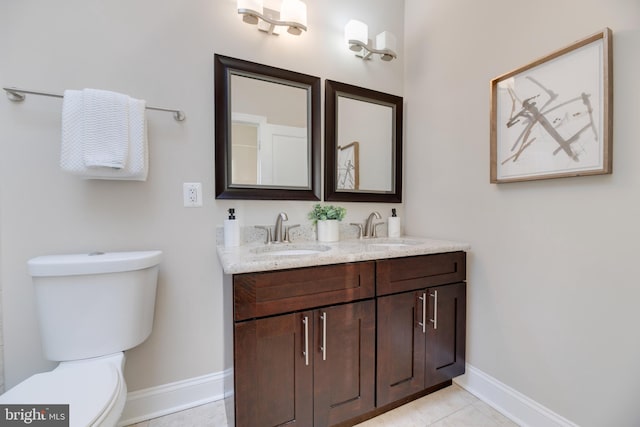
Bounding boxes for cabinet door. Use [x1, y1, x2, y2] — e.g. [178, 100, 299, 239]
[376, 291, 426, 406]
[313, 300, 376, 426]
[425, 282, 466, 388]
[234, 312, 313, 427]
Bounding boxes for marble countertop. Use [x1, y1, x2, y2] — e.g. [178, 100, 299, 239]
[216, 236, 470, 275]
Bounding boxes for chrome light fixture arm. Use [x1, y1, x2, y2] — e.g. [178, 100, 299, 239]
[348, 39, 397, 61]
[239, 8, 307, 35]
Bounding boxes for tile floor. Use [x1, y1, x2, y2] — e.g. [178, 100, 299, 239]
[124, 384, 518, 426]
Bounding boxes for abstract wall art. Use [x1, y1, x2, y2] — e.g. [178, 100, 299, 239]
[490, 28, 613, 183]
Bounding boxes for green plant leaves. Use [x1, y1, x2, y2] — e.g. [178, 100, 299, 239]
[308, 204, 346, 224]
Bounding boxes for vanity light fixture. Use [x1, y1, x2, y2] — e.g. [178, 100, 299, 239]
[344, 19, 397, 61]
[237, 0, 308, 36]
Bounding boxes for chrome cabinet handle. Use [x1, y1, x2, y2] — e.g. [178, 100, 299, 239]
[418, 292, 426, 334]
[320, 312, 327, 361]
[430, 290, 438, 330]
[302, 316, 309, 366]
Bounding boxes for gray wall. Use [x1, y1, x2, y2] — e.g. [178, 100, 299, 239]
[0, 0, 405, 392]
[405, 1, 640, 426]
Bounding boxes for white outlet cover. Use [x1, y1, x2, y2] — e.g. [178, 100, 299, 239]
[183, 182, 203, 207]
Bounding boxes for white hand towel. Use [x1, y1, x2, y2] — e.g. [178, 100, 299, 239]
[76, 96, 148, 181]
[60, 90, 149, 181]
[60, 89, 85, 173]
[123, 97, 148, 180]
[81, 88, 129, 169]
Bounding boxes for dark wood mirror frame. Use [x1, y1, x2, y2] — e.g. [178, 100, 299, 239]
[214, 54, 321, 200]
[324, 80, 403, 203]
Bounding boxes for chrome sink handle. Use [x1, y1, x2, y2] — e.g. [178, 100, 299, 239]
[283, 224, 300, 243]
[373, 222, 384, 238]
[350, 223, 364, 239]
[254, 226, 272, 244]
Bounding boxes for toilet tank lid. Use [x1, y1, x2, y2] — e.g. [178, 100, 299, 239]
[28, 250, 162, 277]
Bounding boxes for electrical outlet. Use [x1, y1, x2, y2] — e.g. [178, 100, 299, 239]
[183, 183, 203, 207]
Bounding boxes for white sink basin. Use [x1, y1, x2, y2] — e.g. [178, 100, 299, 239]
[259, 249, 325, 256]
[367, 238, 423, 248]
[250, 244, 331, 256]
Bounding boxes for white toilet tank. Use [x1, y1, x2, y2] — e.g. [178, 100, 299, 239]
[27, 250, 162, 362]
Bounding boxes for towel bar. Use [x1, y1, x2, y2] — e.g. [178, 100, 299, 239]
[3, 87, 186, 121]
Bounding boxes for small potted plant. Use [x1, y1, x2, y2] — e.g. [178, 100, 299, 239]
[308, 203, 346, 242]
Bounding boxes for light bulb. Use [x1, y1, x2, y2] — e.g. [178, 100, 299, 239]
[376, 31, 396, 50]
[281, 0, 307, 34]
[345, 19, 368, 51]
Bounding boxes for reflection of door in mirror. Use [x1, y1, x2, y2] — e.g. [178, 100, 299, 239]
[267, 125, 307, 186]
[230, 74, 309, 188]
[232, 116, 261, 185]
[337, 96, 394, 192]
[231, 113, 307, 186]
[337, 141, 359, 190]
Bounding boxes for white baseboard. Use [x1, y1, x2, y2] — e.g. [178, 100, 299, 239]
[454, 364, 578, 427]
[119, 364, 577, 427]
[117, 369, 231, 426]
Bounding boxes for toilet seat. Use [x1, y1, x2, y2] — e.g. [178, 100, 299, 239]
[0, 353, 126, 427]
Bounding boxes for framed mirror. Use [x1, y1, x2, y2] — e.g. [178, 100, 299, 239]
[215, 54, 321, 200]
[324, 80, 403, 203]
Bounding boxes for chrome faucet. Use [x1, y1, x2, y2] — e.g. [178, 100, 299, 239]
[273, 212, 288, 243]
[364, 211, 382, 238]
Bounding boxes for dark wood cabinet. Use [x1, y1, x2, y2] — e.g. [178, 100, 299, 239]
[313, 300, 375, 426]
[376, 290, 426, 406]
[233, 263, 376, 427]
[234, 301, 375, 427]
[376, 254, 466, 407]
[234, 312, 313, 427]
[425, 282, 466, 388]
[232, 252, 466, 427]
[233, 262, 375, 322]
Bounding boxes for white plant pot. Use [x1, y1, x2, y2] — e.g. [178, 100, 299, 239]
[317, 220, 339, 242]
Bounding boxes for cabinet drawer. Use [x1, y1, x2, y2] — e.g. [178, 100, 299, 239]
[376, 252, 465, 296]
[234, 262, 375, 321]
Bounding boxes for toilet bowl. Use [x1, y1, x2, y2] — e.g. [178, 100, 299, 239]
[0, 353, 127, 426]
[0, 250, 162, 427]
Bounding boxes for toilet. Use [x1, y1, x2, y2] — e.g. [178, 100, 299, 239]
[0, 250, 162, 427]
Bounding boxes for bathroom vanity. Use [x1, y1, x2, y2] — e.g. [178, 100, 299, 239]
[217, 237, 469, 427]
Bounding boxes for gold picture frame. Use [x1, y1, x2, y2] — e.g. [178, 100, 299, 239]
[490, 28, 613, 183]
